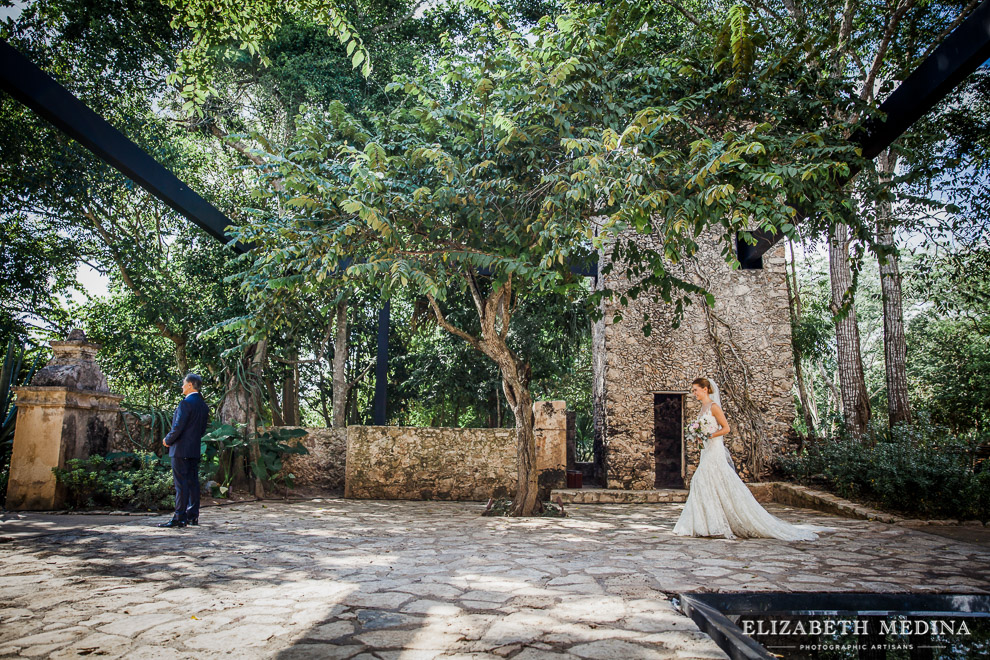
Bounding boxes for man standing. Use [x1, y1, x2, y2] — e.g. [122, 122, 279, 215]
[158, 374, 210, 528]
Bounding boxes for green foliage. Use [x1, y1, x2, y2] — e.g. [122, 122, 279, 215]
[202, 422, 309, 491]
[574, 415, 594, 463]
[52, 452, 175, 511]
[0, 215, 78, 347]
[163, 0, 373, 113]
[906, 312, 990, 432]
[0, 340, 43, 505]
[779, 418, 990, 521]
[3, 0, 252, 400]
[231, 2, 864, 339]
[118, 405, 178, 453]
[792, 244, 990, 437]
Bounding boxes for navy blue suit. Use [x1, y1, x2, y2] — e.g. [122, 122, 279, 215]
[163, 392, 210, 522]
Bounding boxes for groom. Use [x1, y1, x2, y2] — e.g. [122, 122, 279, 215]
[158, 373, 210, 529]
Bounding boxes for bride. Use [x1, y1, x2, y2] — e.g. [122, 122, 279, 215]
[672, 377, 820, 541]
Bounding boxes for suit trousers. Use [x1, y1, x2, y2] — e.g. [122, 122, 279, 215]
[171, 457, 201, 522]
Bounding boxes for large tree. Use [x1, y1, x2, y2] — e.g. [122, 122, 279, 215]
[1, 0, 249, 385]
[230, 1, 862, 514]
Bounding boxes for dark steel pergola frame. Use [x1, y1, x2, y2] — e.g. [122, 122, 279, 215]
[3, 1, 990, 424]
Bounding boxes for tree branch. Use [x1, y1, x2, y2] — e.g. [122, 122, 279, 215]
[860, 0, 916, 103]
[206, 120, 285, 192]
[426, 293, 482, 349]
[465, 269, 487, 322]
[920, 0, 980, 60]
[659, 0, 702, 26]
[270, 318, 335, 365]
[497, 275, 512, 341]
[369, 0, 428, 34]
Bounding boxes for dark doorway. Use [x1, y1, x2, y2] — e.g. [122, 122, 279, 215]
[654, 394, 683, 489]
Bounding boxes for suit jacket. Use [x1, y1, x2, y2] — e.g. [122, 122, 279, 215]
[163, 392, 210, 458]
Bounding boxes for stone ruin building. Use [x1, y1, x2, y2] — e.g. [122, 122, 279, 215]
[591, 230, 795, 490]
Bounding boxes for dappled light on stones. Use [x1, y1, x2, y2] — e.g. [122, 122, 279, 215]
[2, 499, 989, 657]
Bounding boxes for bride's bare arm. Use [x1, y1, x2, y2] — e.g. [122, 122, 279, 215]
[711, 404, 730, 438]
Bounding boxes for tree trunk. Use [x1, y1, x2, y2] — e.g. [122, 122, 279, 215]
[876, 149, 912, 427]
[817, 360, 841, 420]
[828, 223, 871, 436]
[266, 377, 284, 427]
[805, 361, 821, 431]
[175, 338, 189, 377]
[292, 363, 301, 425]
[218, 341, 267, 498]
[426, 275, 539, 515]
[280, 350, 300, 426]
[346, 381, 358, 426]
[785, 240, 817, 440]
[318, 369, 332, 427]
[332, 298, 349, 428]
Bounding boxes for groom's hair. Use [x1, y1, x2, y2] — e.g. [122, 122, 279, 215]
[184, 373, 203, 391]
[692, 377, 713, 394]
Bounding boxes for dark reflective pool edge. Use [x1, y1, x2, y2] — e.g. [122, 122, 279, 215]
[674, 593, 990, 660]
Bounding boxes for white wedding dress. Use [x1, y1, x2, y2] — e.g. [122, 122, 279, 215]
[673, 402, 820, 541]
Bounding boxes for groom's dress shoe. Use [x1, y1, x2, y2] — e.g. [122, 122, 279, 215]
[157, 518, 186, 528]
[188, 518, 199, 526]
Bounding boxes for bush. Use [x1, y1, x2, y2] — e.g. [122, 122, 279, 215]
[201, 423, 308, 495]
[53, 452, 175, 511]
[778, 417, 990, 522]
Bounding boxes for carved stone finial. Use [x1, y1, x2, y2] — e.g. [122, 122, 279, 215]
[29, 330, 109, 392]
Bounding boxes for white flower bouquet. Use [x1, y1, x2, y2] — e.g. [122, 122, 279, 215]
[686, 415, 719, 445]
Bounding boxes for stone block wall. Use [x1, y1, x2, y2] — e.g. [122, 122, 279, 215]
[279, 427, 347, 491]
[344, 402, 567, 501]
[593, 230, 795, 489]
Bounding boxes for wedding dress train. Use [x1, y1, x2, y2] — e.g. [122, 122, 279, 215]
[672, 403, 820, 541]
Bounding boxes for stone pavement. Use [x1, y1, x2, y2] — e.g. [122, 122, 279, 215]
[1, 499, 989, 659]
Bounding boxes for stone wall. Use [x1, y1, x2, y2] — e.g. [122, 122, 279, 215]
[592, 230, 795, 489]
[345, 402, 567, 501]
[279, 427, 347, 491]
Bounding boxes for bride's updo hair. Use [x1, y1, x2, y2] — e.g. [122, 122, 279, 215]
[691, 377, 713, 394]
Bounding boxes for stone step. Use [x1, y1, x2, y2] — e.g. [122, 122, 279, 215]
[551, 488, 689, 504]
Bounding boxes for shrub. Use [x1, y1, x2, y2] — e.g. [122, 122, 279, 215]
[778, 416, 990, 521]
[201, 423, 308, 495]
[53, 452, 175, 511]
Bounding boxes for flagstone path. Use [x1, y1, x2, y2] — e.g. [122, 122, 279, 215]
[1, 499, 988, 659]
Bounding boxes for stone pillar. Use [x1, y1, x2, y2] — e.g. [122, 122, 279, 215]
[534, 400, 567, 494]
[6, 330, 123, 510]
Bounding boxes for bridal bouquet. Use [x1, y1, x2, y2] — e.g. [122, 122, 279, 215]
[686, 415, 719, 445]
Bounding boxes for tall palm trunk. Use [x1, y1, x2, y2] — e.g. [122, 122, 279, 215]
[828, 222, 871, 436]
[876, 149, 912, 427]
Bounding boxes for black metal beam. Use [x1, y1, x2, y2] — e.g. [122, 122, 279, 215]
[0, 38, 245, 253]
[737, 0, 990, 268]
[373, 301, 390, 425]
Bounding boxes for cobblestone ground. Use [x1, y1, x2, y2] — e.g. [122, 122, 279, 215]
[2, 500, 989, 659]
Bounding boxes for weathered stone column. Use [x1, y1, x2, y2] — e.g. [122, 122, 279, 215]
[6, 329, 123, 510]
[534, 400, 567, 495]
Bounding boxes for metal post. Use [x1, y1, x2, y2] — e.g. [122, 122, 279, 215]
[373, 301, 390, 425]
